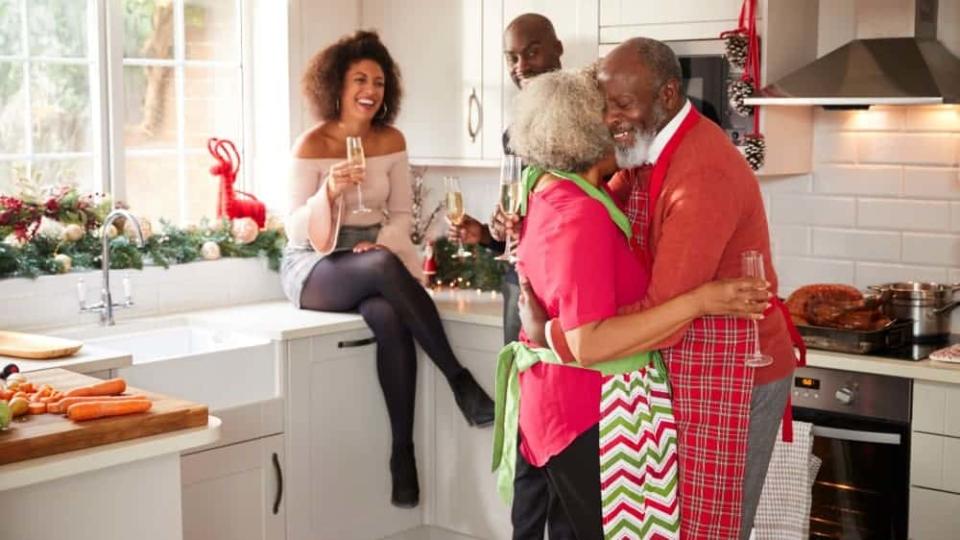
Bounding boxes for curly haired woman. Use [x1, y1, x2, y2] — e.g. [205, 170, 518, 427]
[281, 30, 495, 509]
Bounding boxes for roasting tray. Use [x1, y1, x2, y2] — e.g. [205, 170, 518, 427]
[796, 319, 913, 354]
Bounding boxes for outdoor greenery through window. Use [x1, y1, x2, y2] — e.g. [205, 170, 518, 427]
[0, 0, 245, 225]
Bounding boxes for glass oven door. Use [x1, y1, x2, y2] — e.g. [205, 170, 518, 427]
[793, 407, 910, 540]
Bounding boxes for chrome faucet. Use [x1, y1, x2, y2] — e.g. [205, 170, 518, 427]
[78, 209, 145, 326]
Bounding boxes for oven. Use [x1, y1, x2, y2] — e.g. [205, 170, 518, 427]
[666, 39, 755, 148]
[792, 366, 912, 539]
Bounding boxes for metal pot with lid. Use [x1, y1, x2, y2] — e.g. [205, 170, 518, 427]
[867, 282, 960, 340]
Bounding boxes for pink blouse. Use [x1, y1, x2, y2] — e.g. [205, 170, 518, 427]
[515, 179, 650, 467]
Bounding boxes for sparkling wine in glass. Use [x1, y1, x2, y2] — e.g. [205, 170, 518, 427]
[741, 250, 773, 367]
[346, 136, 372, 214]
[444, 176, 471, 259]
[495, 155, 522, 263]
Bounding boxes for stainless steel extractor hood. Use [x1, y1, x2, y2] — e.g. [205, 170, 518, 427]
[746, 0, 960, 106]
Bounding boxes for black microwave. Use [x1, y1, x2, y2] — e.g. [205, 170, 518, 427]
[669, 40, 754, 148]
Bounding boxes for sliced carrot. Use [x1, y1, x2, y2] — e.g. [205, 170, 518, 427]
[64, 378, 126, 398]
[27, 402, 46, 415]
[0, 389, 12, 400]
[67, 399, 151, 422]
[48, 395, 148, 414]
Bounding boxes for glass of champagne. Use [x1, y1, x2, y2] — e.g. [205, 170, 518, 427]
[741, 250, 773, 367]
[346, 136, 371, 214]
[495, 155, 522, 263]
[444, 176, 471, 259]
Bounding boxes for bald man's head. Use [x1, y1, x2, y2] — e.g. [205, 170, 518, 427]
[503, 13, 563, 89]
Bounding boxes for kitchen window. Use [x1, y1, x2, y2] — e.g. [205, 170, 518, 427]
[0, 0, 248, 224]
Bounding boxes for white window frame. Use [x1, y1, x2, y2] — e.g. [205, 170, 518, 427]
[1, 0, 252, 225]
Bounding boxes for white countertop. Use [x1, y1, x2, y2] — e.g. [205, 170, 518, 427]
[2, 344, 132, 375]
[0, 417, 221, 491]
[19, 289, 960, 384]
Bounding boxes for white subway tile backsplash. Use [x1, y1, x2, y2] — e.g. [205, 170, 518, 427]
[855, 263, 949, 288]
[902, 233, 960, 266]
[903, 167, 960, 199]
[842, 107, 907, 131]
[857, 199, 950, 231]
[905, 107, 960, 132]
[775, 256, 856, 286]
[859, 133, 958, 166]
[770, 195, 856, 227]
[814, 131, 859, 163]
[769, 225, 810, 256]
[759, 174, 813, 194]
[812, 228, 901, 262]
[953, 203, 960, 232]
[813, 165, 902, 196]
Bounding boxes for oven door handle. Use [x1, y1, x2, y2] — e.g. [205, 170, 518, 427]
[812, 425, 901, 445]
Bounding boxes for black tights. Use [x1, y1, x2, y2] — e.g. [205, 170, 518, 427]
[300, 249, 466, 448]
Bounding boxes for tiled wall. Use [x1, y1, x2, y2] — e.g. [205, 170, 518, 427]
[760, 106, 960, 295]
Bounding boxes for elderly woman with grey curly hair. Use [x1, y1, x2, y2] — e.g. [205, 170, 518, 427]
[491, 69, 769, 539]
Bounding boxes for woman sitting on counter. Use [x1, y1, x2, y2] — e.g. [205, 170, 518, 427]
[280, 30, 495, 509]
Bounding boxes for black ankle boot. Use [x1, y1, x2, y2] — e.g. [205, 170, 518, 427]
[389, 444, 419, 508]
[450, 370, 495, 427]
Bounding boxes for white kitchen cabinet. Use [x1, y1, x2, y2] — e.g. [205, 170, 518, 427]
[910, 487, 960, 540]
[431, 321, 510, 539]
[363, 0, 502, 166]
[181, 434, 286, 540]
[285, 329, 427, 540]
[600, 0, 745, 28]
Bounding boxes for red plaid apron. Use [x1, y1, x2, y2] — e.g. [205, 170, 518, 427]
[627, 108, 757, 539]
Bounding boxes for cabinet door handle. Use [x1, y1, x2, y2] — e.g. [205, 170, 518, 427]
[337, 336, 376, 348]
[467, 88, 481, 143]
[272, 452, 283, 515]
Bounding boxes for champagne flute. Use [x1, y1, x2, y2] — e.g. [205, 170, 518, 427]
[346, 136, 372, 214]
[444, 176, 471, 259]
[741, 250, 773, 367]
[495, 155, 522, 263]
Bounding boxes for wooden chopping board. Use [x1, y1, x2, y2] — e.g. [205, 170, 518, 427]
[0, 368, 208, 466]
[0, 330, 83, 360]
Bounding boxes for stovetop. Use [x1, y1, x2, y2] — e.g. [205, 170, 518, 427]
[866, 334, 960, 361]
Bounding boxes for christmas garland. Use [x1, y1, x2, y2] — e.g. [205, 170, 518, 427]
[432, 237, 505, 292]
[0, 185, 286, 280]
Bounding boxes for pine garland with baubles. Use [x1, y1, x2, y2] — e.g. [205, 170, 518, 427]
[744, 134, 766, 171]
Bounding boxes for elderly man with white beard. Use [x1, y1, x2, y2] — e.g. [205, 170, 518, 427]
[519, 37, 804, 540]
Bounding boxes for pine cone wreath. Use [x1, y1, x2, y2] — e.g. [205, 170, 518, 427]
[728, 79, 755, 117]
[724, 33, 749, 69]
[744, 134, 766, 171]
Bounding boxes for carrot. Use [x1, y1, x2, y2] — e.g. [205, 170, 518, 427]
[0, 389, 12, 400]
[27, 402, 46, 415]
[64, 378, 126, 398]
[67, 399, 152, 422]
[48, 395, 147, 414]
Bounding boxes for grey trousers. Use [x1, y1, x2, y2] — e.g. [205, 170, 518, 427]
[739, 374, 792, 540]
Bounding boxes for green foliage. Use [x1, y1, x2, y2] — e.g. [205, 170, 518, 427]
[433, 238, 506, 292]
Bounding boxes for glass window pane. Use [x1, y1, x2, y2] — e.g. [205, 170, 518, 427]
[123, 0, 174, 60]
[0, 0, 22, 56]
[183, 66, 240, 147]
[0, 62, 25, 154]
[0, 160, 27, 195]
[124, 154, 178, 220]
[184, 152, 219, 223]
[31, 62, 92, 153]
[184, 0, 237, 61]
[31, 157, 94, 192]
[27, 0, 89, 58]
[123, 64, 177, 148]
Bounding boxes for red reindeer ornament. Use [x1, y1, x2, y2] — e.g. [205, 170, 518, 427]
[208, 137, 266, 228]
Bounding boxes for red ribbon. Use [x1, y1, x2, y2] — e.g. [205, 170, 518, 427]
[721, 0, 762, 136]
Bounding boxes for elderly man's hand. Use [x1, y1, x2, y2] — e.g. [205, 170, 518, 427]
[518, 276, 548, 347]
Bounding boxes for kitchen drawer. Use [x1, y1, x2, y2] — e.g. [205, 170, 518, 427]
[443, 320, 503, 353]
[909, 487, 960, 540]
[913, 381, 960, 437]
[287, 329, 377, 364]
[911, 432, 960, 493]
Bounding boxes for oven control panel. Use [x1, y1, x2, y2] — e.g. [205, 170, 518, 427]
[792, 366, 912, 423]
